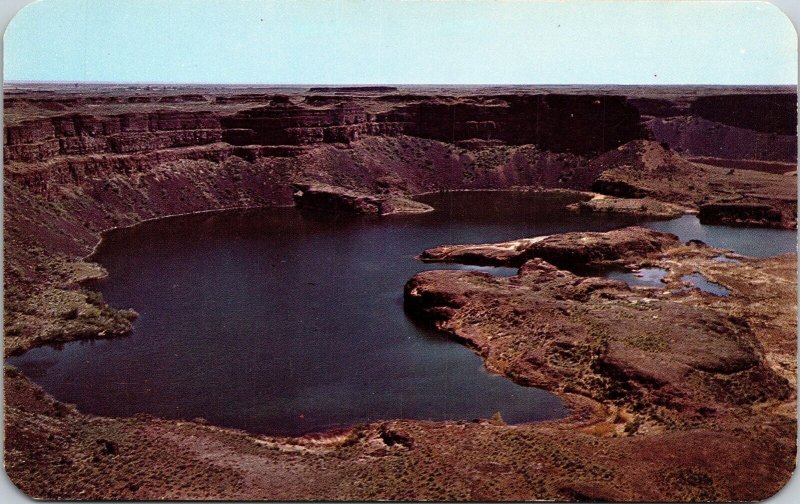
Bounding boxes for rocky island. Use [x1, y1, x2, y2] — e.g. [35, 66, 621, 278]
[4, 84, 797, 500]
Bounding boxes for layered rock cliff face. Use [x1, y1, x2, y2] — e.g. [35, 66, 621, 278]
[7, 88, 795, 198]
[637, 93, 797, 165]
[4, 87, 797, 355]
[221, 101, 406, 146]
[4, 92, 646, 205]
[645, 115, 797, 162]
[374, 95, 644, 154]
[5, 111, 223, 163]
[222, 94, 645, 154]
[4, 88, 797, 350]
[690, 94, 797, 135]
[4, 94, 646, 165]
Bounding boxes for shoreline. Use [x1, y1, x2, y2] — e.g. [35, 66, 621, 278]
[6, 220, 795, 498]
[13, 187, 603, 440]
[7, 193, 795, 441]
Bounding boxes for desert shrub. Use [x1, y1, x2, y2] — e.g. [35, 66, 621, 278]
[85, 290, 105, 305]
[491, 411, 506, 425]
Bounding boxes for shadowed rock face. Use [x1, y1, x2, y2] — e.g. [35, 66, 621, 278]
[4, 94, 644, 166]
[382, 95, 644, 154]
[220, 95, 645, 154]
[293, 182, 386, 214]
[699, 202, 784, 228]
[644, 116, 797, 162]
[308, 86, 399, 93]
[6, 86, 794, 167]
[690, 94, 797, 135]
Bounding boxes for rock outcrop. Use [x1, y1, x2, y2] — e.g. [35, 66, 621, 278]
[567, 195, 687, 219]
[308, 86, 399, 93]
[292, 182, 433, 215]
[590, 140, 797, 229]
[4, 84, 797, 501]
[690, 94, 797, 135]
[405, 258, 788, 411]
[4, 111, 222, 163]
[419, 226, 680, 269]
[644, 116, 796, 162]
[4, 94, 645, 167]
[699, 202, 784, 228]
[219, 94, 646, 155]
[407, 227, 796, 420]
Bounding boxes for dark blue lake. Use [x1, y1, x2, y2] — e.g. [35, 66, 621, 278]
[7, 192, 796, 435]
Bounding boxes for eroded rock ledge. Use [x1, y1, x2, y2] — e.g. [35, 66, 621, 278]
[567, 194, 688, 219]
[4, 86, 797, 501]
[698, 202, 785, 228]
[293, 182, 433, 215]
[419, 226, 679, 268]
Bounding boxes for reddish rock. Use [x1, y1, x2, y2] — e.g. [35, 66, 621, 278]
[420, 226, 679, 269]
[3, 85, 798, 501]
[4, 111, 223, 163]
[404, 256, 789, 411]
[590, 140, 797, 228]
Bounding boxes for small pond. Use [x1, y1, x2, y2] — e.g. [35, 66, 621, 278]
[681, 273, 732, 296]
[605, 267, 668, 288]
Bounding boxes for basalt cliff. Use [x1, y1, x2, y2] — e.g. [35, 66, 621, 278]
[3, 84, 797, 501]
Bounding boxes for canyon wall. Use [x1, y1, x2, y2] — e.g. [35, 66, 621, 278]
[4, 94, 645, 169]
[7, 90, 795, 182]
[5, 111, 222, 163]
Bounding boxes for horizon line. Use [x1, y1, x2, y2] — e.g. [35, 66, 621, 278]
[4, 80, 798, 88]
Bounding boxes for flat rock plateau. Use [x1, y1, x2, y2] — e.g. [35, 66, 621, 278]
[3, 83, 797, 500]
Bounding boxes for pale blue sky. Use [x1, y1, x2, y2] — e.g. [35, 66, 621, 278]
[3, 0, 798, 84]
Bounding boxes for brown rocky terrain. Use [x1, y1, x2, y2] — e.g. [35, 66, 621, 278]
[407, 227, 796, 499]
[591, 140, 797, 228]
[567, 194, 688, 219]
[5, 362, 793, 502]
[3, 84, 797, 500]
[5, 228, 795, 501]
[409, 228, 793, 411]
